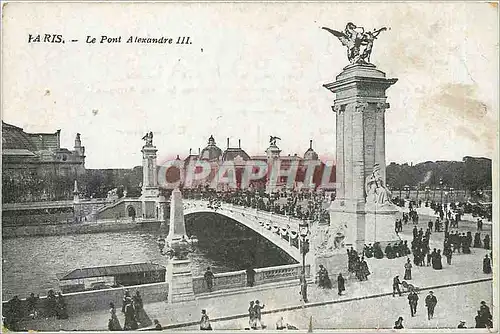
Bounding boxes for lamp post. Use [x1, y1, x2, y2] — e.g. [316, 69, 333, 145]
[299, 221, 310, 303]
[439, 179, 444, 206]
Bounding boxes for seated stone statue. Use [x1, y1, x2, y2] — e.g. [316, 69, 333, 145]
[365, 164, 392, 205]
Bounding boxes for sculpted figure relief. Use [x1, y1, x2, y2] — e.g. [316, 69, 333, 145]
[322, 23, 387, 64]
[365, 164, 392, 205]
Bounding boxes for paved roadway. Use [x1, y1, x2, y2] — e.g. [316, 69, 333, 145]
[184, 280, 492, 330]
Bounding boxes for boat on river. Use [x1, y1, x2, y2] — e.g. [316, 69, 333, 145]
[56, 262, 166, 293]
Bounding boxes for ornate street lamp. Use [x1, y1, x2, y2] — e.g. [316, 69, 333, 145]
[404, 185, 410, 199]
[299, 221, 310, 303]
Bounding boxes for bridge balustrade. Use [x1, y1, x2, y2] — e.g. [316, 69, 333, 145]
[192, 263, 310, 295]
[192, 270, 247, 294]
[255, 263, 310, 285]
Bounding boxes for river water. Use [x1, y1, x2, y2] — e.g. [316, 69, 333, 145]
[2, 213, 295, 301]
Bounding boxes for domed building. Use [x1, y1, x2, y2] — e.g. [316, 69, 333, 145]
[182, 136, 333, 192]
[199, 135, 223, 161]
[304, 140, 319, 160]
[2, 121, 86, 203]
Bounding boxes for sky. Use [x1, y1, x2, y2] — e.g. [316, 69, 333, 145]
[2, 2, 498, 169]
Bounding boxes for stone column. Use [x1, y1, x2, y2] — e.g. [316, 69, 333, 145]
[141, 145, 160, 219]
[375, 102, 390, 185]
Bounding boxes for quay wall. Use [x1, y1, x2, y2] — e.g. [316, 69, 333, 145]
[3, 264, 311, 317]
[2, 220, 162, 239]
[2, 281, 169, 317]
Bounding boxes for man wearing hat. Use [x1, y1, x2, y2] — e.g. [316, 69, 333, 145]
[392, 275, 402, 297]
[425, 291, 438, 320]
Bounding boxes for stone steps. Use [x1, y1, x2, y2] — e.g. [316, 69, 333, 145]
[195, 278, 314, 300]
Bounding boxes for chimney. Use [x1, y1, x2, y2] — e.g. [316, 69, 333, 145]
[198, 148, 201, 156]
[227, 137, 230, 148]
[238, 139, 241, 148]
[310, 139, 313, 149]
[189, 148, 192, 155]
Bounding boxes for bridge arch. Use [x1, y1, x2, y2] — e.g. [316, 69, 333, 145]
[183, 204, 302, 262]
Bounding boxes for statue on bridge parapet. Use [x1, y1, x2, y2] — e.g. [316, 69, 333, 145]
[322, 23, 388, 64]
[142, 131, 154, 147]
[269, 136, 281, 146]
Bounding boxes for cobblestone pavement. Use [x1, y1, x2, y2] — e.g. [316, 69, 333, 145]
[18, 216, 493, 331]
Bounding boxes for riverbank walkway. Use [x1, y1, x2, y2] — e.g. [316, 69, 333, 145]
[18, 224, 493, 331]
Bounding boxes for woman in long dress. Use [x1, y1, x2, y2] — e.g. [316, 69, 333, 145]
[404, 259, 412, 280]
[108, 302, 122, 331]
[200, 309, 212, 330]
[133, 291, 152, 327]
[123, 297, 138, 330]
[433, 250, 443, 270]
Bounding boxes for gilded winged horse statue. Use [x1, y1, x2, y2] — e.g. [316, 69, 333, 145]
[322, 23, 387, 64]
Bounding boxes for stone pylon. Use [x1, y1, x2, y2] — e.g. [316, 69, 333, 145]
[165, 188, 195, 303]
[166, 188, 187, 242]
[324, 63, 399, 251]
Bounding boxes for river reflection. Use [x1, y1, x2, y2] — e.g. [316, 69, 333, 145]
[2, 230, 234, 301]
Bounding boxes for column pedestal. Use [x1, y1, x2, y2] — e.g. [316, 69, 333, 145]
[364, 204, 400, 244]
[167, 259, 195, 303]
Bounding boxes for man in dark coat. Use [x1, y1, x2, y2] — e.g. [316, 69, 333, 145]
[479, 301, 493, 328]
[204, 267, 215, 292]
[425, 291, 437, 320]
[474, 232, 482, 248]
[385, 243, 394, 259]
[484, 234, 490, 250]
[483, 254, 492, 274]
[246, 267, 256, 287]
[337, 273, 345, 296]
[392, 275, 402, 297]
[408, 290, 419, 317]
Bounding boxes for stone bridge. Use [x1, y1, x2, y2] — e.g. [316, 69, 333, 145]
[183, 200, 310, 263]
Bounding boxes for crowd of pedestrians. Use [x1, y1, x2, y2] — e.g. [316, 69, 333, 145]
[182, 187, 331, 224]
[3, 290, 68, 331]
[347, 247, 371, 281]
[107, 289, 152, 331]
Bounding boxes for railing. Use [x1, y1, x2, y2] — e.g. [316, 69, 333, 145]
[2, 200, 74, 211]
[193, 270, 246, 294]
[255, 263, 310, 285]
[192, 263, 310, 294]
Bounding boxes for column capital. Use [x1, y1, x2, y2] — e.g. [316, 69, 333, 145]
[332, 104, 345, 114]
[376, 102, 390, 112]
[354, 101, 369, 113]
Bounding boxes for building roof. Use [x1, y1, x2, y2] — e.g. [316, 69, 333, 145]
[222, 147, 251, 161]
[2, 149, 37, 157]
[57, 262, 166, 281]
[2, 122, 38, 152]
